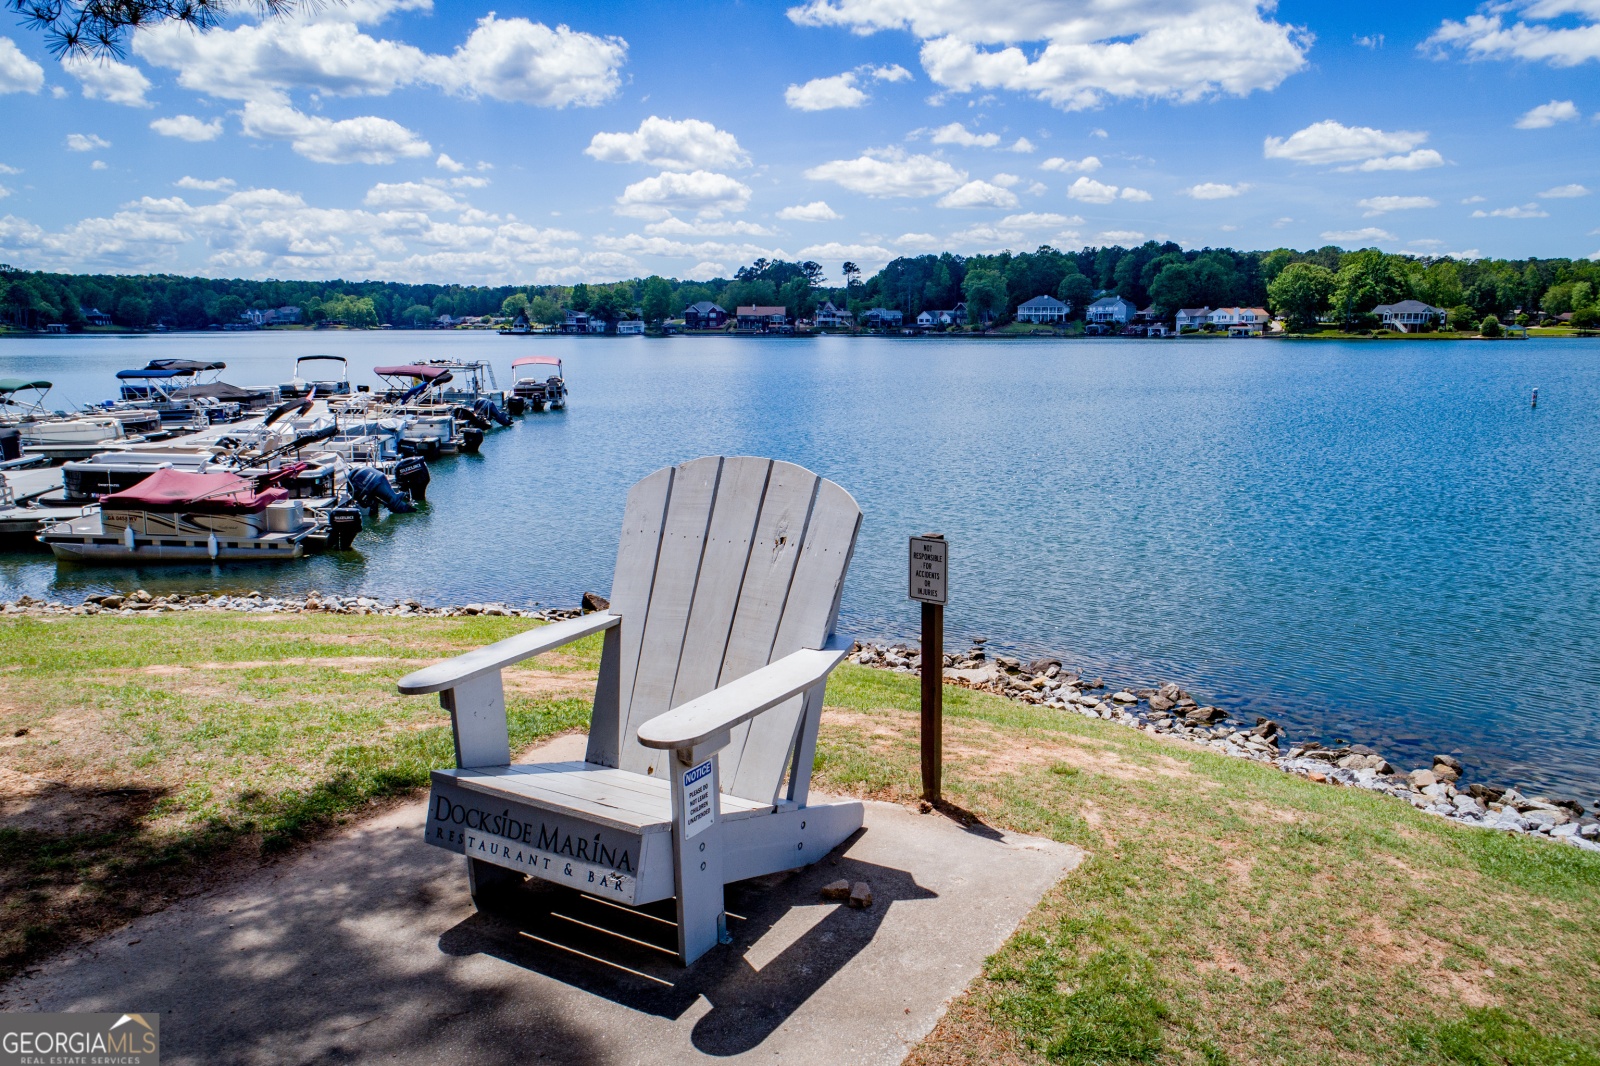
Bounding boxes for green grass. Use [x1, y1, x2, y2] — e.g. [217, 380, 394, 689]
[817, 665, 1600, 1066]
[0, 612, 601, 981]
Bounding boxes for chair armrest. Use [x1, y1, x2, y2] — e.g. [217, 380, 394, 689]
[636, 635, 851, 751]
[397, 611, 620, 695]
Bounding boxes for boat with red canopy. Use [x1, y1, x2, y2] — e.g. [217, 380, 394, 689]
[510, 356, 566, 413]
[38, 465, 358, 562]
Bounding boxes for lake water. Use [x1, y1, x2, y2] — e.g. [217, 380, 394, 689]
[4, 331, 1598, 801]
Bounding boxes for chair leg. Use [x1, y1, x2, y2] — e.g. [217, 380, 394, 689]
[671, 752, 726, 965]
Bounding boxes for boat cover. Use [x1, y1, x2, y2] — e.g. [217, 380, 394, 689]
[116, 367, 186, 380]
[171, 382, 261, 400]
[0, 378, 53, 392]
[100, 468, 288, 514]
[511, 356, 561, 368]
[374, 364, 451, 379]
[146, 359, 226, 373]
[296, 355, 347, 365]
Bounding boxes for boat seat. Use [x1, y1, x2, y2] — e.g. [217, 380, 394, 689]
[439, 761, 776, 835]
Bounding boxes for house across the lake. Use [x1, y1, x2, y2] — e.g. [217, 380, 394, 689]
[1086, 295, 1137, 326]
[814, 300, 853, 328]
[736, 305, 789, 331]
[559, 310, 591, 334]
[1372, 300, 1446, 332]
[1016, 295, 1069, 324]
[1175, 307, 1212, 332]
[860, 307, 903, 329]
[682, 301, 727, 330]
[1209, 307, 1270, 334]
[82, 307, 113, 327]
[615, 318, 645, 335]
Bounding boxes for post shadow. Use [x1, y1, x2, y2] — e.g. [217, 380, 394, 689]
[437, 829, 938, 1057]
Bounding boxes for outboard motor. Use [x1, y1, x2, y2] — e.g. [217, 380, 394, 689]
[327, 506, 363, 550]
[462, 426, 485, 454]
[394, 455, 430, 503]
[474, 397, 512, 427]
[454, 405, 492, 431]
[507, 396, 525, 416]
[0, 427, 19, 462]
[346, 466, 414, 514]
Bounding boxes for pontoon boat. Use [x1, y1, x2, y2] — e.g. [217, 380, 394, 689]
[510, 356, 566, 412]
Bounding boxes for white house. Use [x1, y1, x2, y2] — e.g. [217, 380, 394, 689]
[1016, 295, 1069, 323]
[1208, 307, 1270, 332]
[1372, 300, 1446, 332]
[615, 318, 644, 334]
[586, 316, 609, 334]
[1174, 307, 1212, 332]
[814, 300, 853, 328]
[1086, 295, 1137, 325]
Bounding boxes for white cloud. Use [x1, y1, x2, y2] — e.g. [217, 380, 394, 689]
[1348, 149, 1445, 171]
[893, 232, 944, 250]
[1515, 99, 1580, 128]
[930, 121, 1001, 147]
[436, 153, 466, 172]
[238, 100, 430, 164]
[1359, 195, 1438, 215]
[937, 180, 1020, 208]
[0, 164, 20, 175]
[797, 241, 893, 264]
[1540, 183, 1590, 198]
[991, 172, 1021, 187]
[65, 133, 111, 152]
[440, 15, 627, 106]
[1066, 176, 1118, 203]
[1321, 227, 1396, 243]
[1471, 203, 1549, 218]
[150, 115, 224, 141]
[364, 181, 464, 212]
[1010, 137, 1035, 152]
[1041, 155, 1100, 173]
[615, 170, 752, 219]
[785, 63, 908, 111]
[134, 10, 625, 108]
[1090, 127, 1108, 138]
[0, 36, 44, 94]
[788, 0, 1311, 111]
[450, 175, 490, 189]
[1001, 211, 1083, 227]
[1462, 195, 1487, 204]
[1183, 181, 1248, 199]
[1426, 4, 1600, 67]
[0, 186, 9, 200]
[63, 55, 152, 106]
[1354, 33, 1384, 49]
[1120, 186, 1152, 202]
[91, 160, 109, 171]
[175, 176, 236, 191]
[1097, 229, 1145, 243]
[690, 261, 726, 277]
[1264, 119, 1428, 164]
[585, 116, 749, 170]
[805, 148, 966, 197]
[778, 200, 842, 221]
[642, 217, 775, 237]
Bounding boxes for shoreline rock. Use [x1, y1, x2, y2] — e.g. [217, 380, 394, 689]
[845, 638, 1600, 855]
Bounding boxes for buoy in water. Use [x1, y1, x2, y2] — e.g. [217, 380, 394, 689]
[1532, 387, 1538, 408]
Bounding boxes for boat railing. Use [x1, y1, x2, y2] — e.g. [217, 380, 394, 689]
[0, 475, 12, 509]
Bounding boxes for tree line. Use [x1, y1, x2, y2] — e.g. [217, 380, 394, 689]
[4, 242, 1599, 333]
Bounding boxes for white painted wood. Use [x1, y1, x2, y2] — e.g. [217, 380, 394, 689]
[506, 761, 771, 813]
[719, 800, 864, 883]
[397, 611, 620, 695]
[636, 644, 847, 750]
[732, 478, 862, 801]
[584, 624, 624, 768]
[605, 466, 674, 770]
[620, 456, 723, 776]
[441, 671, 511, 768]
[672, 751, 724, 964]
[713, 462, 818, 792]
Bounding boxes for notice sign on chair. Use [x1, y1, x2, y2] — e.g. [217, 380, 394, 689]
[683, 759, 715, 838]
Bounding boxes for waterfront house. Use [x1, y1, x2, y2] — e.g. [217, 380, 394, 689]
[587, 316, 609, 334]
[736, 305, 789, 331]
[1086, 295, 1137, 325]
[1209, 308, 1270, 334]
[558, 310, 590, 334]
[1174, 307, 1212, 332]
[82, 307, 114, 327]
[1372, 300, 1446, 332]
[814, 300, 854, 328]
[683, 301, 727, 330]
[509, 310, 533, 334]
[861, 307, 903, 329]
[1016, 295, 1069, 323]
[615, 318, 644, 335]
[916, 308, 964, 328]
[273, 305, 302, 324]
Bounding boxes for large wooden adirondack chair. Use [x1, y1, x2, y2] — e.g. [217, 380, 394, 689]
[399, 456, 864, 965]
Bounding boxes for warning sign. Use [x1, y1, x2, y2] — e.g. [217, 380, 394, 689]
[909, 536, 948, 605]
[682, 759, 715, 838]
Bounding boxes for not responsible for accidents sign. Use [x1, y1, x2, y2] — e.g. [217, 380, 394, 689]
[909, 536, 948, 605]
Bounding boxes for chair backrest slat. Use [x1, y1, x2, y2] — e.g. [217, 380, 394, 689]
[599, 457, 859, 802]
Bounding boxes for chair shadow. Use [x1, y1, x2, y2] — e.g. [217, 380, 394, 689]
[437, 828, 937, 1057]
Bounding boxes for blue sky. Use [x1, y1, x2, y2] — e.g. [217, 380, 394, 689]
[1, 0, 1597, 285]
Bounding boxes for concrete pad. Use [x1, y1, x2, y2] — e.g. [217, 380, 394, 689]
[1, 734, 1082, 1065]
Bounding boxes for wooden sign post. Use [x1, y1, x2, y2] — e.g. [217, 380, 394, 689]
[909, 534, 947, 804]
